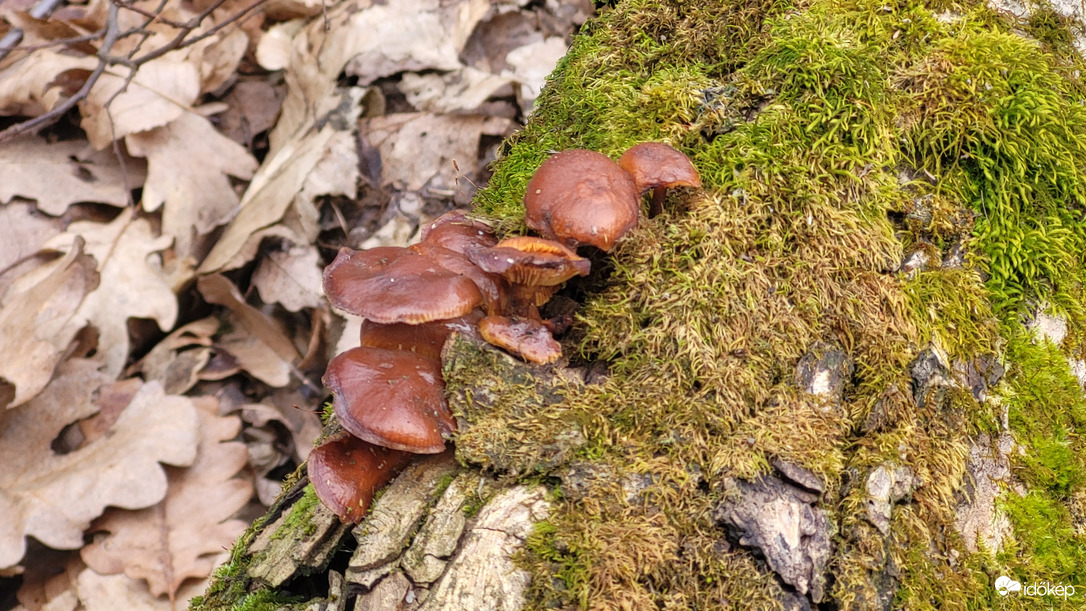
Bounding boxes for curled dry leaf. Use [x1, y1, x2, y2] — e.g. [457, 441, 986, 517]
[0, 136, 132, 215]
[81, 397, 252, 603]
[0, 237, 98, 409]
[126, 112, 258, 258]
[45, 210, 179, 379]
[198, 274, 300, 386]
[0, 361, 199, 570]
[135, 317, 218, 395]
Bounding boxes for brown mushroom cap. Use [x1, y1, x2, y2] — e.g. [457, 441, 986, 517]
[323, 246, 483, 324]
[324, 347, 455, 453]
[359, 311, 483, 360]
[466, 236, 590, 287]
[617, 142, 701, 192]
[409, 241, 508, 315]
[308, 431, 411, 523]
[523, 149, 640, 252]
[419, 210, 497, 255]
[478, 315, 562, 364]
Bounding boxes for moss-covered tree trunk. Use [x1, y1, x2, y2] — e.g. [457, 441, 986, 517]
[195, 0, 1086, 609]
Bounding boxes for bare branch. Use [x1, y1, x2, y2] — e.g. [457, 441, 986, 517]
[0, 4, 122, 144]
[0, 0, 267, 143]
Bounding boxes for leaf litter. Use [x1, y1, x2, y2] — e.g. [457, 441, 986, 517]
[0, 0, 592, 606]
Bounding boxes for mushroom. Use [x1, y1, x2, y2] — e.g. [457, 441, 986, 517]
[523, 149, 641, 252]
[323, 246, 483, 324]
[478, 315, 563, 365]
[466, 235, 589, 326]
[308, 431, 412, 523]
[617, 142, 701, 217]
[323, 347, 455, 454]
[359, 311, 483, 361]
[419, 209, 498, 255]
[409, 241, 508, 316]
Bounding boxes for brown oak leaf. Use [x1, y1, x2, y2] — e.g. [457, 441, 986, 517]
[81, 397, 251, 604]
[0, 362, 199, 569]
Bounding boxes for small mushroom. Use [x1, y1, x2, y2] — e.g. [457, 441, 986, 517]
[478, 315, 563, 364]
[324, 347, 455, 453]
[617, 142, 701, 217]
[467, 236, 590, 287]
[466, 235, 589, 325]
[524, 149, 641, 252]
[359, 311, 483, 360]
[323, 246, 483, 324]
[308, 431, 412, 523]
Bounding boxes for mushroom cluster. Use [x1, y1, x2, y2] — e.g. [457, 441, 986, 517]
[309, 144, 699, 521]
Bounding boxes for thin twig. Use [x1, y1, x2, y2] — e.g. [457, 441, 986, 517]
[0, 4, 121, 144]
[0, 0, 267, 143]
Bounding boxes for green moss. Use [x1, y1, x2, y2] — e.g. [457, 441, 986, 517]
[272, 485, 320, 540]
[442, 0, 1086, 607]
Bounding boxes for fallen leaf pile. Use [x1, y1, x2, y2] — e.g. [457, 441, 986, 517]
[0, 0, 592, 607]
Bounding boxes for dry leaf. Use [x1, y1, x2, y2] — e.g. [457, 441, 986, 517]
[198, 274, 299, 386]
[0, 50, 98, 117]
[361, 112, 516, 192]
[74, 562, 215, 611]
[0, 202, 64, 283]
[399, 67, 513, 113]
[217, 80, 286, 147]
[198, 88, 363, 273]
[80, 60, 200, 149]
[0, 361, 199, 569]
[135, 317, 219, 395]
[208, 320, 291, 386]
[45, 210, 178, 378]
[126, 112, 258, 258]
[202, 0, 490, 273]
[341, 0, 489, 86]
[188, 28, 249, 95]
[0, 238, 98, 409]
[503, 36, 569, 114]
[251, 242, 323, 312]
[81, 397, 252, 602]
[0, 136, 132, 215]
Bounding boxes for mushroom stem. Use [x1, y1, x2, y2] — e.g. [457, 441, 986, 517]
[649, 185, 667, 218]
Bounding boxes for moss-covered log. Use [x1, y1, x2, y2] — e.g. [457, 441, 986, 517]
[195, 0, 1086, 608]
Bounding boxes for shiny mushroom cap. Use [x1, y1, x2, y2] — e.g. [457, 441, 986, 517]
[324, 347, 455, 453]
[323, 246, 483, 324]
[359, 311, 483, 361]
[419, 210, 497, 256]
[523, 149, 640, 252]
[466, 236, 590, 287]
[617, 142, 701, 192]
[409, 241, 508, 316]
[308, 432, 411, 523]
